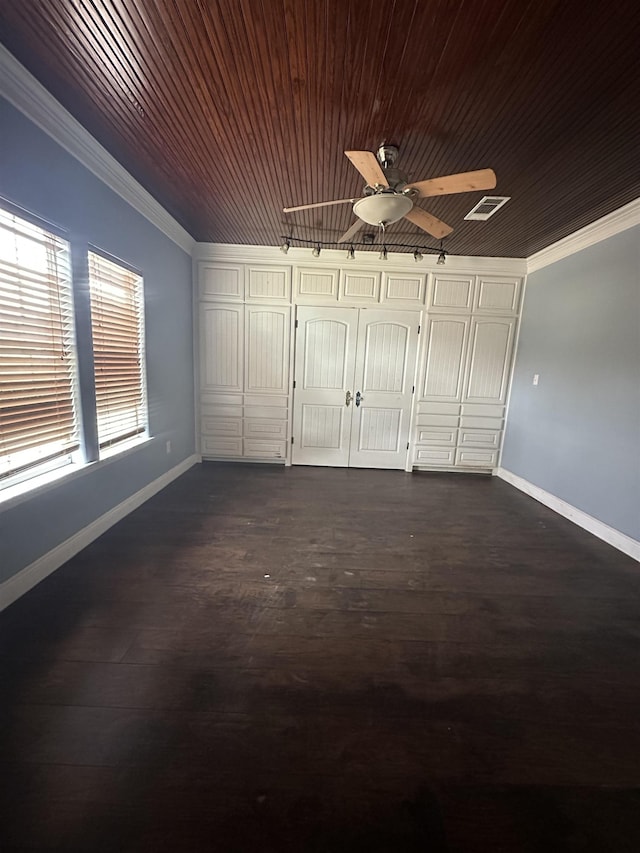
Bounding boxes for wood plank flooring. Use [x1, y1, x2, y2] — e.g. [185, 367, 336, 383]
[1, 462, 640, 851]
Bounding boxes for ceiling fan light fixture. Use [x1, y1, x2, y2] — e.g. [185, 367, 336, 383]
[353, 191, 413, 226]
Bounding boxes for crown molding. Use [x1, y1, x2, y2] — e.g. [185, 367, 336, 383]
[0, 44, 195, 255]
[527, 197, 640, 274]
[193, 242, 528, 276]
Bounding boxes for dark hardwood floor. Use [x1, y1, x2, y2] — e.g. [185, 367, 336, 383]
[1, 462, 640, 852]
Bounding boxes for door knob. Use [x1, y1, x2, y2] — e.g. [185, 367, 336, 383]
[345, 390, 353, 406]
[355, 391, 364, 407]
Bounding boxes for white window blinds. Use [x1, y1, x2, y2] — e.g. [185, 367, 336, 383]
[0, 208, 78, 480]
[88, 251, 147, 449]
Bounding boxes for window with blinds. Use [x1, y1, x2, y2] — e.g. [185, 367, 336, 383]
[88, 250, 147, 450]
[0, 207, 79, 481]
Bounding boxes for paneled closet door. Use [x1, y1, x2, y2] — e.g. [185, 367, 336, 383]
[349, 310, 420, 469]
[463, 317, 516, 404]
[292, 307, 420, 469]
[292, 307, 358, 467]
[244, 306, 290, 394]
[421, 315, 471, 402]
[199, 303, 244, 393]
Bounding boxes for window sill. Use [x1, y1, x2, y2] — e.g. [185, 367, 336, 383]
[0, 434, 153, 513]
[98, 433, 150, 462]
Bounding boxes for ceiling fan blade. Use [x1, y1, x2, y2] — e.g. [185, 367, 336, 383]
[404, 206, 453, 239]
[344, 150, 389, 187]
[283, 197, 357, 213]
[406, 168, 496, 198]
[337, 220, 364, 244]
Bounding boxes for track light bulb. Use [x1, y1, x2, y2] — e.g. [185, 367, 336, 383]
[312, 244, 321, 258]
[437, 250, 446, 265]
[280, 239, 290, 254]
[347, 245, 355, 260]
[413, 249, 423, 262]
[379, 246, 388, 261]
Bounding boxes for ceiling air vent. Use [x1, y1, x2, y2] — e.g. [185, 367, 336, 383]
[464, 196, 510, 221]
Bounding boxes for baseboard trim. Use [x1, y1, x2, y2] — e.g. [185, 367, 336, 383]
[0, 454, 199, 612]
[495, 467, 640, 562]
[200, 455, 286, 466]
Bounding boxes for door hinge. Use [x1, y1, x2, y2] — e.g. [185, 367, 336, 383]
[293, 380, 296, 389]
[291, 436, 294, 445]
[406, 442, 410, 450]
[412, 385, 415, 393]
[295, 319, 299, 328]
[418, 324, 421, 334]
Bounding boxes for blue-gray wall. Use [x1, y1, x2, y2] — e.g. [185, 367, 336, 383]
[0, 97, 195, 585]
[501, 226, 640, 541]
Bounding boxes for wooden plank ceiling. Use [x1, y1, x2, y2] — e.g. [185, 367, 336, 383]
[1, 0, 639, 258]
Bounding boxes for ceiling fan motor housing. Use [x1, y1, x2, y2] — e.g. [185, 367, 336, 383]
[374, 144, 408, 190]
[382, 167, 408, 191]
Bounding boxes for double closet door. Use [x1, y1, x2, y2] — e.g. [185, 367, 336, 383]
[292, 307, 420, 469]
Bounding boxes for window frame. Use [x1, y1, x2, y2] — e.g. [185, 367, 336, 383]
[0, 197, 152, 503]
[87, 246, 149, 454]
[0, 200, 81, 488]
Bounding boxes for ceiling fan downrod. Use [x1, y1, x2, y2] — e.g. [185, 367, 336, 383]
[376, 144, 399, 170]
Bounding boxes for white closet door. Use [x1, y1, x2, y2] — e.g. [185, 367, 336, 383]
[421, 315, 470, 402]
[199, 303, 244, 393]
[463, 317, 516, 404]
[349, 310, 420, 469]
[292, 307, 358, 466]
[244, 306, 290, 394]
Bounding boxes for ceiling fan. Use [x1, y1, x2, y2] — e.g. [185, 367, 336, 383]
[283, 145, 496, 244]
